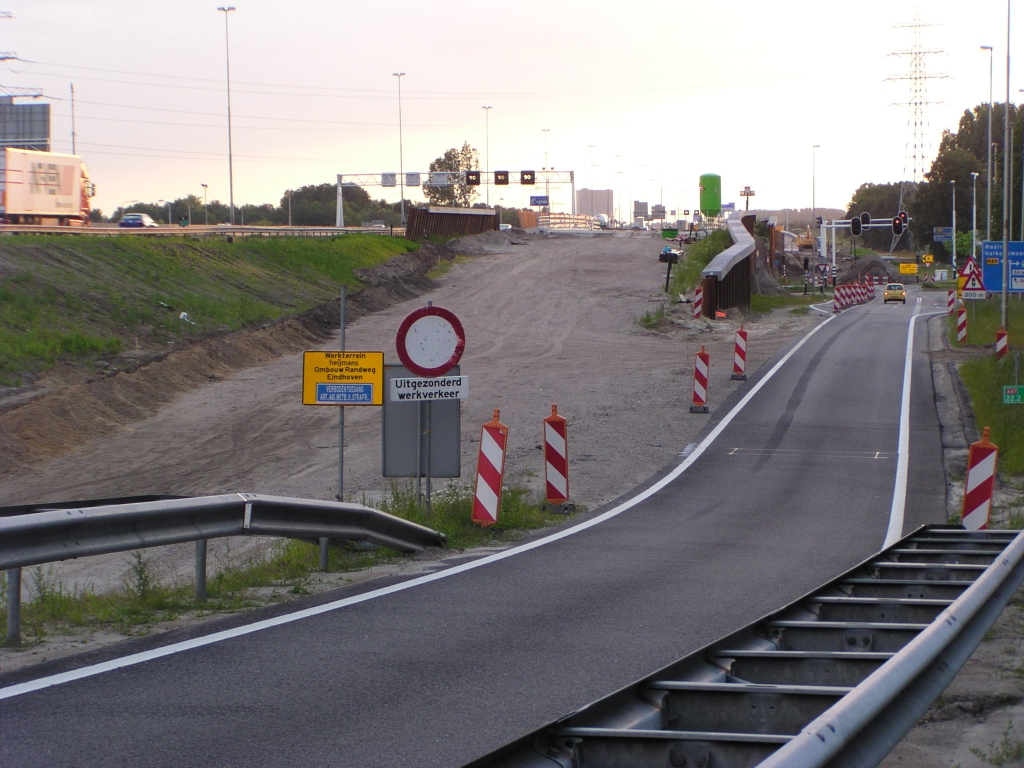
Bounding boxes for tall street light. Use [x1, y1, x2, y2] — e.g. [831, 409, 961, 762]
[982, 46, 994, 241]
[971, 171, 979, 260]
[812, 145, 820, 257]
[1002, 0, 1011, 330]
[950, 181, 956, 271]
[542, 128, 550, 201]
[393, 73, 406, 226]
[217, 6, 236, 225]
[201, 183, 208, 224]
[482, 106, 492, 206]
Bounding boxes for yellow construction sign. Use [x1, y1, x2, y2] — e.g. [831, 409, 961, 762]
[898, 263, 919, 275]
[302, 351, 384, 406]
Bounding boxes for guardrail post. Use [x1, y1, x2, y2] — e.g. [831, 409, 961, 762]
[194, 539, 208, 601]
[319, 538, 329, 571]
[6, 567, 21, 646]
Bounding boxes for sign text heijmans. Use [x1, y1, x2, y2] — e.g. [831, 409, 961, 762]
[302, 351, 384, 405]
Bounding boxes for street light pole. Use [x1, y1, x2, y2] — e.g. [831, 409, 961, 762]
[201, 183, 208, 225]
[393, 73, 406, 226]
[483, 106, 492, 206]
[951, 180, 956, 272]
[982, 45, 994, 242]
[1002, 0, 1011, 330]
[971, 172, 979, 260]
[542, 128, 550, 201]
[812, 145, 820, 256]
[217, 6, 236, 225]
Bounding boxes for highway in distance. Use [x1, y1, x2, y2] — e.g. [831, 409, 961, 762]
[0, 288, 948, 768]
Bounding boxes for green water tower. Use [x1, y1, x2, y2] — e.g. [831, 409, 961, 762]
[699, 174, 721, 218]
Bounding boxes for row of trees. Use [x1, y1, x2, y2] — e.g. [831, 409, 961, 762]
[846, 102, 1024, 259]
[100, 143, 494, 228]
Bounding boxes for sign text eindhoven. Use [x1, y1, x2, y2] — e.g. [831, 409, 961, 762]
[302, 351, 384, 405]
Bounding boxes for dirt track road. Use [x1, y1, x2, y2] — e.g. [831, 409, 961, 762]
[0, 231, 820, 593]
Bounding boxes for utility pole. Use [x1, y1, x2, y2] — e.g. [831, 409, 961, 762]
[1002, 0, 1011, 330]
[982, 45, 994, 241]
[483, 106, 492, 206]
[217, 6, 236, 225]
[393, 73, 406, 226]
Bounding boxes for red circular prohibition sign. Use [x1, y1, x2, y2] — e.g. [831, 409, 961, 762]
[395, 305, 466, 378]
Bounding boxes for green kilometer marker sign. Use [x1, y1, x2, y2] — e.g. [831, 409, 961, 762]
[1004, 386, 1024, 405]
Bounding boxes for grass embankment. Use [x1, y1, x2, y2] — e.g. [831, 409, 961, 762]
[0, 482, 566, 643]
[749, 294, 820, 314]
[948, 298, 1024, 475]
[0, 234, 419, 385]
[668, 230, 732, 295]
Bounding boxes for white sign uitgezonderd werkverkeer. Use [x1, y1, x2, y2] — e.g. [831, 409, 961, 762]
[389, 375, 469, 402]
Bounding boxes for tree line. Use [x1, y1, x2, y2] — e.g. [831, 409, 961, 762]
[99, 142, 513, 227]
[846, 102, 1024, 259]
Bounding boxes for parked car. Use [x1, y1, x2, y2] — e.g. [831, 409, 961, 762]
[884, 283, 907, 304]
[499, 223, 512, 231]
[119, 213, 158, 228]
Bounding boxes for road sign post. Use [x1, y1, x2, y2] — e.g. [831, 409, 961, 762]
[395, 304, 466, 509]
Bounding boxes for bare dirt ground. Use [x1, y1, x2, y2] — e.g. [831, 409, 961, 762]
[0, 231, 822, 672]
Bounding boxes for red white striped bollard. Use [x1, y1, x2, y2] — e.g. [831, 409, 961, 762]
[543, 404, 570, 509]
[961, 427, 999, 531]
[996, 327, 1009, 359]
[471, 409, 509, 527]
[957, 307, 968, 344]
[731, 325, 748, 381]
[690, 344, 710, 413]
[833, 289, 841, 314]
[947, 289, 956, 315]
[693, 285, 703, 319]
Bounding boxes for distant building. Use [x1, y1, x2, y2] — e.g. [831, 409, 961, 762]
[0, 97, 50, 152]
[576, 188, 613, 218]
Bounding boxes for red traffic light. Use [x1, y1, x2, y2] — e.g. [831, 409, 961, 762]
[898, 211, 909, 224]
[892, 217, 904, 235]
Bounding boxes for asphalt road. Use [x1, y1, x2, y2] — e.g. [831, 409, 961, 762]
[0, 287, 948, 767]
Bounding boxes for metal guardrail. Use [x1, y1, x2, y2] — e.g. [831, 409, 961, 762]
[0, 225, 403, 238]
[463, 525, 1024, 768]
[2, 493, 446, 645]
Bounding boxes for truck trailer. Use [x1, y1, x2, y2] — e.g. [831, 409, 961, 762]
[0, 148, 97, 226]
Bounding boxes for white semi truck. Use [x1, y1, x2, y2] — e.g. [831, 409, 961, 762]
[0, 148, 97, 225]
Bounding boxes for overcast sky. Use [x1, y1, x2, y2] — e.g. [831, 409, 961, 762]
[2, 1, 1017, 217]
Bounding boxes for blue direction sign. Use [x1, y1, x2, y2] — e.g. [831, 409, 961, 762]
[529, 195, 550, 207]
[981, 241, 1024, 292]
[933, 226, 953, 243]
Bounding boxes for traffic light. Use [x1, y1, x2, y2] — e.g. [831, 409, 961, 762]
[520, 170, 536, 185]
[861, 212, 871, 227]
[816, 216, 823, 226]
[899, 210, 909, 225]
[892, 216, 904, 236]
[494, 171, 509, 185]
[466, 171, 481, 186]
[850, 217, 862, 236]
[803, 256, 810, 271]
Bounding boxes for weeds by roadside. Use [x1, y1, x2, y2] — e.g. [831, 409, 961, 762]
[971, 722, 1024, 765]
[638, 303, 666, 330]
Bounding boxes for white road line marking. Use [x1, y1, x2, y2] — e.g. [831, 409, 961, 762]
[0, 315, 839, 702]
[883, 309, 947, 548]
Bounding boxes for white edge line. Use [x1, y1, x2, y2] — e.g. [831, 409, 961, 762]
[0, 314, 839, 702]
[883, 308, 947, 548]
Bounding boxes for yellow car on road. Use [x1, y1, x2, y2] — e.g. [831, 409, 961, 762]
[884, 283, 907, 304]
